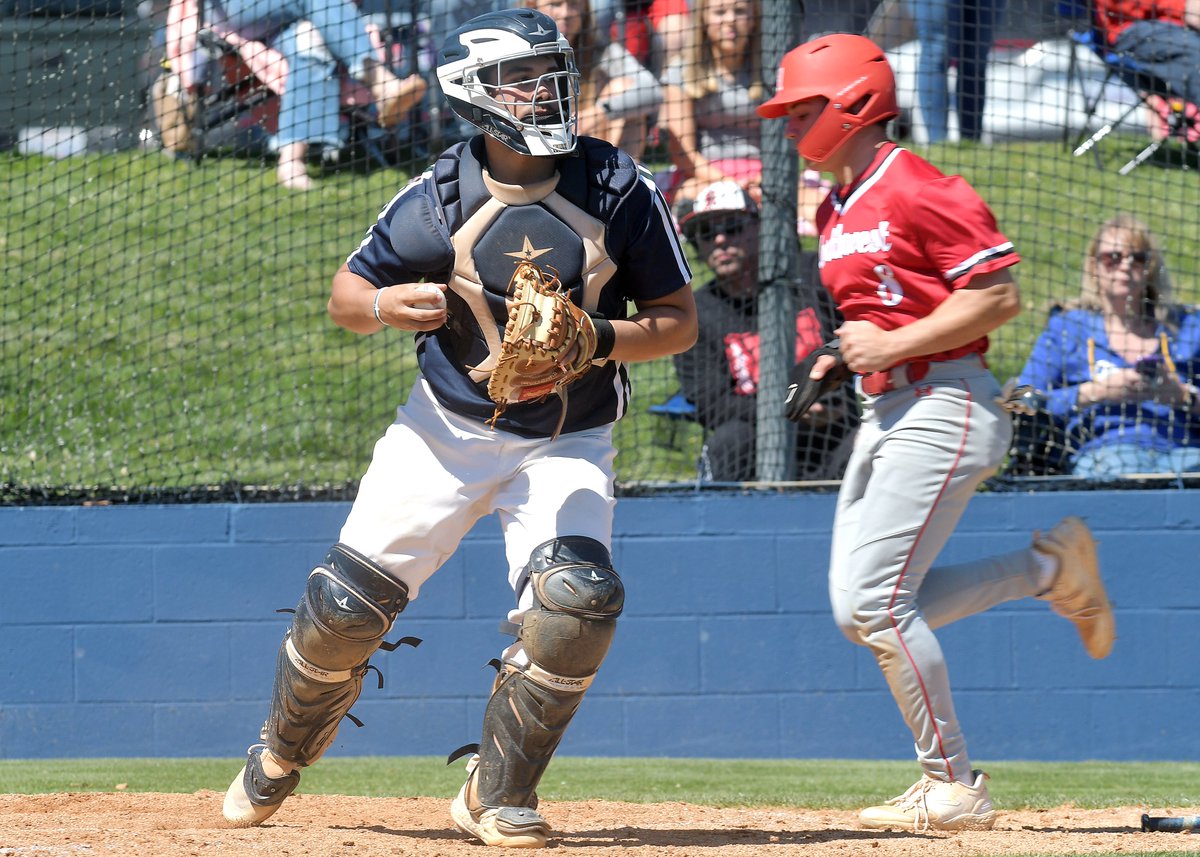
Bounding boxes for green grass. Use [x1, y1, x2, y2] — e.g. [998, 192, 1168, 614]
[2, 138, 1197, 495]
[1, 757, 1197, 811]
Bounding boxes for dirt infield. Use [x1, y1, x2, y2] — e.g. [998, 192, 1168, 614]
[4, 793, 1200, 856]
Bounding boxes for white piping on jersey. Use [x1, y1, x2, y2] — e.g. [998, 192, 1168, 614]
[610, 363, 629, 421]
[830, 146, 905, 215]
[344, 169, 430, 267]
[944, 242, 1014, 282]
[641, 169, 693, 283]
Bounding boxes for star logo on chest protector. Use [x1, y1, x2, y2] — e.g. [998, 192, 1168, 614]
[505, 236, 553, 263]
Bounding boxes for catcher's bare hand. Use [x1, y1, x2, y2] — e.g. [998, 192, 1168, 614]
[374, 283, 448, 332]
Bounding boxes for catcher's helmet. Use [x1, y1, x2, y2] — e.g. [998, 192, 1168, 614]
[437, 9, 580, 157]
[756, 33, 898, 163]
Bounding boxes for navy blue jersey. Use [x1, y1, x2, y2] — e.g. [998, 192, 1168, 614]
[346, 136, 692, 438]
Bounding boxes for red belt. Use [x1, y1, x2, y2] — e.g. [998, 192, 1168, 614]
[860, 361, 931, 396]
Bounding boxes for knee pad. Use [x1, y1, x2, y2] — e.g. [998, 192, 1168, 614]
[266, 543, 409, 766]
[519, 536, 624, 694]
[289, 542, 409, 674]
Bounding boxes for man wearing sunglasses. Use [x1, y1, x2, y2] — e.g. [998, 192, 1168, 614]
[673, 180, 858, 482]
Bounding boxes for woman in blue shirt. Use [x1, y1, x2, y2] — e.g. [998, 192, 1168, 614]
[1018, 214, 1200, 478]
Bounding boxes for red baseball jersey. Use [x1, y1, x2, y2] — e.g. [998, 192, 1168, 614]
[815, 142, 1019, 365]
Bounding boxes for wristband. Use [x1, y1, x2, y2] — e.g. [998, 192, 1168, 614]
[591, 316, 616, 361]
[372, 288, 390, 327]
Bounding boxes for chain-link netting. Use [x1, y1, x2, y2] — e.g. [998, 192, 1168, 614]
[1, 0, 1197, 504]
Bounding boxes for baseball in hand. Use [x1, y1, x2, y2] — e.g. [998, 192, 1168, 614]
[416, 283, 447, 309]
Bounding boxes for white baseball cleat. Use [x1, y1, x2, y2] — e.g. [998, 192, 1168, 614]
[222, 744, 301, 827]
[859, 769, 997, 831]
[450, 754, 549, 848]
[1034, 516, 1115, 659]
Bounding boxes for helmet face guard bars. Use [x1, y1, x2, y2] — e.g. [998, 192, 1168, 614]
[437, 9, 581, 157]
[757, 33, 899, 163]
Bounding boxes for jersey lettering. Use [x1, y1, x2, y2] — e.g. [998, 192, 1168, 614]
[873, 263, 904, 307]
[819, 220, 892, 267]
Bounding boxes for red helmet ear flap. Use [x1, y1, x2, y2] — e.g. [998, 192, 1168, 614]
[799, 87, 898, 163]
[758, 34, 898, 162]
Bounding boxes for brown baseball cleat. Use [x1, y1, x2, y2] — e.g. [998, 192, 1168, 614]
[1034, 516, 1115, 659]
[859, 769, 997, 831]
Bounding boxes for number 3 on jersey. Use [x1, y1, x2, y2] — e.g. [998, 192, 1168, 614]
[873, 263, 904, 307]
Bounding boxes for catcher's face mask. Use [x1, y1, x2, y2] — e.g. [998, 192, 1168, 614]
[437, 9, 580, 157]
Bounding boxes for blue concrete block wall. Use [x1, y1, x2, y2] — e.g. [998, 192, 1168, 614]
[1, 490, 1197, 761]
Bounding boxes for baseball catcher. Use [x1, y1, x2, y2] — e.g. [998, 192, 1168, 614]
[221, 8, 697, 849]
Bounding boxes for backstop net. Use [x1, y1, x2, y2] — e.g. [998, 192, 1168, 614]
[1, 0, 1197, 504]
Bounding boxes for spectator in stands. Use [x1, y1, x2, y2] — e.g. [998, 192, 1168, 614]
[1017, 213, 1200, 479]
[630, 0, 691, 69]
[656, 0, 829, 233]
[592, 0, 691, 76]
[163, 0, 426, 190]
[672, 181, 858, 481]
[902, 0, 1008, 141]
[658, 0, 759, 201]
[523, 0, 663, 160]
[903, 0, 1008, 143]
[1093, 0, 1200, 121]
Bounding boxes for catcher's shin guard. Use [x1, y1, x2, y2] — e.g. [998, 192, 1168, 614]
[263, 543, 409, 766]
[472, 537, 624, 808]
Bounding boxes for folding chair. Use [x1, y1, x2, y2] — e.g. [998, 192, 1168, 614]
[1064, 5, 1198, 174]
[647, 390, 697, 449]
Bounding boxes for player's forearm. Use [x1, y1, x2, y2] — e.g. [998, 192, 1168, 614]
[608, 304, 698, 362]
[327, 266, 446, 334]
[329, 267, 389, 333]
[886, 274, 1021, 363]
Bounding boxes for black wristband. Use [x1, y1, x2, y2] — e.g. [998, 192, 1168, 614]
[591, 316, 616, 361]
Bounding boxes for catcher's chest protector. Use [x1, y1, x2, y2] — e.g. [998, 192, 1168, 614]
[429, 137, 635, 383]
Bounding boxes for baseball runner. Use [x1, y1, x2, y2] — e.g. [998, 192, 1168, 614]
[221, 9, 696, 847]
[758, 35, 1116, 831]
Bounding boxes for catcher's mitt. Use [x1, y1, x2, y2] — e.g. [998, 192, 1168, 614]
[487, 261, 598, 436]
[784, 339, 851, 422]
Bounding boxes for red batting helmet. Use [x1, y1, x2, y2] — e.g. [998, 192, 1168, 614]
[756, 33, 898, 163]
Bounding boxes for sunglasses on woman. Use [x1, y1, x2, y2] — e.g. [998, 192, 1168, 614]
[1097, 250, 1150, 268]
